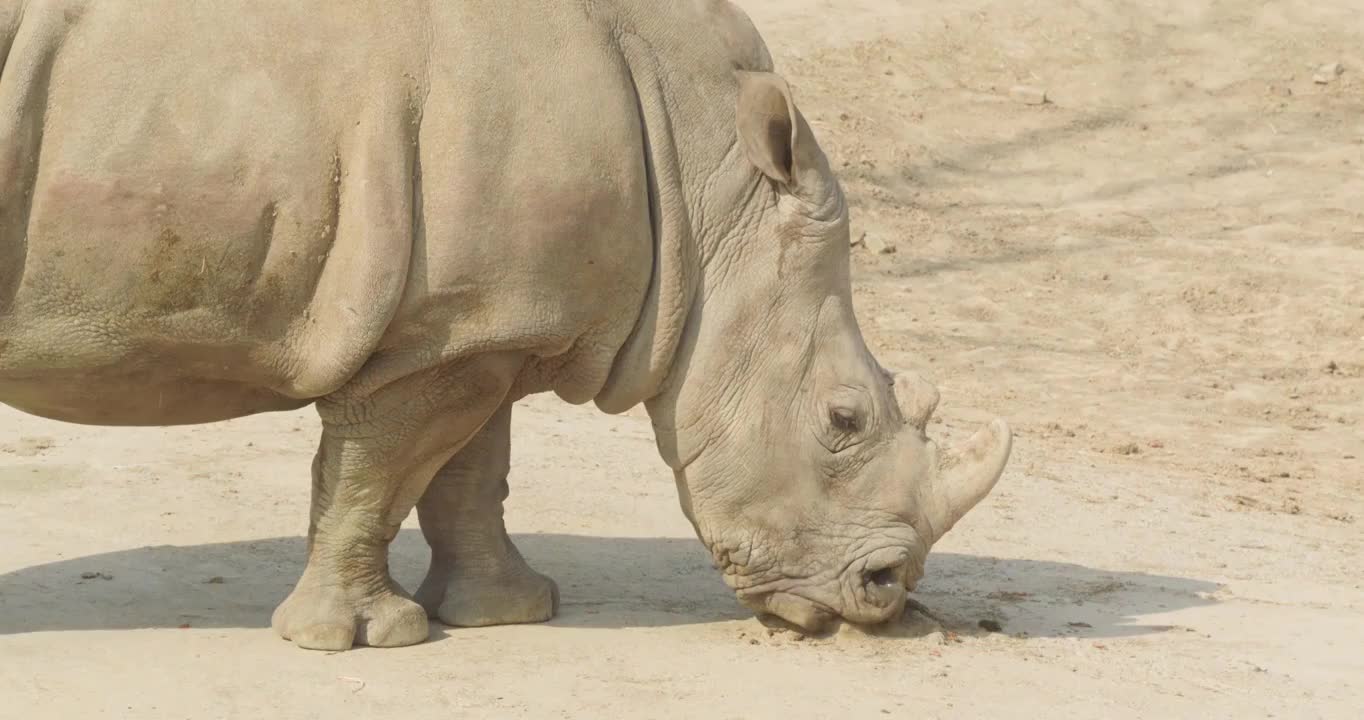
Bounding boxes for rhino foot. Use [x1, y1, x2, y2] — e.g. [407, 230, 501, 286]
[272, 580, 430, 651]
[414, 399, 560, 628]
[417, 563, 560, 628]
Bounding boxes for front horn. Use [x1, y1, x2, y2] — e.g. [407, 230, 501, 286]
[892, 370, 1012, 543]
[927, 418, 1012, 544]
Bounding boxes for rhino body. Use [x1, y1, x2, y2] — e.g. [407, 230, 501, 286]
[1, 0, 1012, 650]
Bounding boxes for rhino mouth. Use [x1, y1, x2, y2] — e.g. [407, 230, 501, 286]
[736, 546, 919, 631]
[752, 592, 839, 633]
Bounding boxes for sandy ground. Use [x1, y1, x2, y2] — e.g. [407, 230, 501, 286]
[3, 0, 1363, 717]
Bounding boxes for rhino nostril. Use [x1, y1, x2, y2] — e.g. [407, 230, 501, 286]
[857, 554, 912, 616]
[867, 566, 899, 588]
[861, 561, 909, 613]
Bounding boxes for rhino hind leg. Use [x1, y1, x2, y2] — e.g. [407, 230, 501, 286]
[414, 399, 560, 628]
[272, 356, 523, 650]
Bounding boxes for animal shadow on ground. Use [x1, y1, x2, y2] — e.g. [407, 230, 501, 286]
[0, 530, 1219, 640]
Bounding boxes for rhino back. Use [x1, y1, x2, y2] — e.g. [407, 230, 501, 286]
[0, 1, 652, 423]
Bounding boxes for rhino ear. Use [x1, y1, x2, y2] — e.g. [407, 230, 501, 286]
[735, 71, 813, 191]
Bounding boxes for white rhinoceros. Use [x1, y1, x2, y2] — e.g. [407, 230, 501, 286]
[0, 0, 1012, 650]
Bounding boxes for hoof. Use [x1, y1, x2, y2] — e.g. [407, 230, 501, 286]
[421, 567, 560, 628]
[272, 584, 430, 651]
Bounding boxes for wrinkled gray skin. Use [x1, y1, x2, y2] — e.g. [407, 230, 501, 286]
[0, 0, 1011, 649]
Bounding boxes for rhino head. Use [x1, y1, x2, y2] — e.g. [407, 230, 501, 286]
[631, 70, 1013, 632]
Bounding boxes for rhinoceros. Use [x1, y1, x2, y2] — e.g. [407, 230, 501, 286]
[0, 0, 1012, 650]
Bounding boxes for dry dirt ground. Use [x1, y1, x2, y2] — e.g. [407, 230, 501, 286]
[2, 1, 1362, 717]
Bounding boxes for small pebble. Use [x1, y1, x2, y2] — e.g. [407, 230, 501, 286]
[1313, 63, 1344, 84]
[978, 619, 1003, 633]
[1112, 442, 1141, 456]
[205, 576, 226, 584]
[1009, 85, 1048, 105]
[862, 235, 896, 255]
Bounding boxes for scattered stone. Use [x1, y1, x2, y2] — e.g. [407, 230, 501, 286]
[205, 576, 226, 584]
[1009, 85, 1048, 105]
[862, 234, 896, 255]
[8, 436, 55, 457]
[1324, 360, 1339, 375]
[1313, 64, 1344, 84]
[1067, 621, 1093, 629]
[978, 619, 1003, 633]
[1112, 442, 1141, 456]
[79, 571, 113, 581]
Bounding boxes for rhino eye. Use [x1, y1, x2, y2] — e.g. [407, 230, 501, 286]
[830, 408, 861, 434]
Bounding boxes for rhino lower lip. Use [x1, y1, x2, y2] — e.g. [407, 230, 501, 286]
[761, 592, 838, 631]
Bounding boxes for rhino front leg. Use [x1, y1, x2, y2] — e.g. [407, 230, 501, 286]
[271, 356, 521, 651]
[414, 399, 560, 627]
